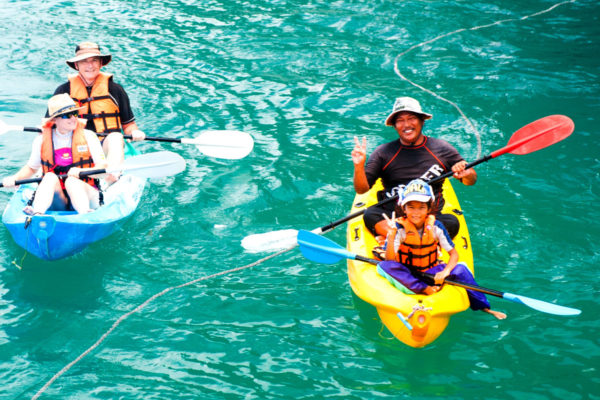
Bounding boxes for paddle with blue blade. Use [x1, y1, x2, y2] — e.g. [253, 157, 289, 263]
[0, 120, 254, 160]
[0, 151, 186, 188]
[297, 230, 581, 317]
[242, 115, 575, 252]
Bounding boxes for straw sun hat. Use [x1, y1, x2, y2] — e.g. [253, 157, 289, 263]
[43, 93, 84, 128]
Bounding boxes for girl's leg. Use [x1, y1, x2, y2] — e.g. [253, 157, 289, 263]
[103, 132, 124, 183]
[64, 177, 99, 214]
[30, 173, 68, 214]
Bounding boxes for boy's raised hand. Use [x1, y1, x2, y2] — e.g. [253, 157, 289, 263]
[382, 211, 397, 230]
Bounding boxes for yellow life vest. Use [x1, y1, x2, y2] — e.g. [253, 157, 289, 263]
[40, 120, 96, 187]
[69, 72, 122, 135]
[397, 215, 439, 271]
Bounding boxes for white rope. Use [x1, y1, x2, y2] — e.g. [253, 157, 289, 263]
[393, 0, 576, 159]
[32, 246, 295, 399]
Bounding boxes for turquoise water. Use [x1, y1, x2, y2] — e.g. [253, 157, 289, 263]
[1, 0, 598, 398]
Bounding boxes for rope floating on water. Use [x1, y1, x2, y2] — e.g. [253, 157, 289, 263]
[32, 245, 295, 400]
[393, 0, 576, 159]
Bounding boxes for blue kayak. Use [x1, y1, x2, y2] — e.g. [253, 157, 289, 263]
[2, 144, 146, 261]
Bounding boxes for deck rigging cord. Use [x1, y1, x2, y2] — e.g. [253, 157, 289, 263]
[33, 1, 575, 397]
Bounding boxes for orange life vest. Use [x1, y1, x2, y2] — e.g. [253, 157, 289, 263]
[69, 72, 122, 135]
[40, 120, 96, 187]
[397, 215, 439, 271]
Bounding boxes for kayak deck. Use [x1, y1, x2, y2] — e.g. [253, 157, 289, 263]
[346, 179, 473, 347]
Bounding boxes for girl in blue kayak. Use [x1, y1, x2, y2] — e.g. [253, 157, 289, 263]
[1, 94, 107, 215]
[379, 179, 506, 320]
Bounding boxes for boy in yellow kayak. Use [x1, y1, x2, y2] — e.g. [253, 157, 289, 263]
[379, 179, 506, 320]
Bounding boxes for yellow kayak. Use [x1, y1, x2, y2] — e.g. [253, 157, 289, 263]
[346, 179, 473, 348]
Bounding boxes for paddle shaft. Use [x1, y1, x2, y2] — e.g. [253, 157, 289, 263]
[319, 154, 493, 233]
[97, 132, 183, 143]
[18, 127, 185, 144]
[0, 168, 110, 188]
[353, 253, 504, 298]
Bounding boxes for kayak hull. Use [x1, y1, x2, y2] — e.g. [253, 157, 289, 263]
[2, 175, 145, 261]
[346, 179, 474, 347]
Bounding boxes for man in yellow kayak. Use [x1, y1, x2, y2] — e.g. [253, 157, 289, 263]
[351, 97, 476, 240]
[379, 179, 506, 320]
[49, 41, 145, 183]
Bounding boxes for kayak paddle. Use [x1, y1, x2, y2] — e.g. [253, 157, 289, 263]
[99, 130, 254, 160]
[0, 119, 41, 135]
[242, 114, 574, 252]
[296, 230, 581, 317]
[0, 151, 186, 188]
[0, 120, 254, 160]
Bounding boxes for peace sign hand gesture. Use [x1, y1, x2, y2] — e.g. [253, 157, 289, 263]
[382, 211, 397, 231]
[351, 136, 367, 165]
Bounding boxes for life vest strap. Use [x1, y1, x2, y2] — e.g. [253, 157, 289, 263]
[81, 112, 121, 119]
[399, 250, 437, 260]
[75, 95, 113, 105]
[401, 243, 437, 250]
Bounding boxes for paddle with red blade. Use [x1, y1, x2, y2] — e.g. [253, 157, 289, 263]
[428, 114, 574, 185]
[242, 115, 575, 252]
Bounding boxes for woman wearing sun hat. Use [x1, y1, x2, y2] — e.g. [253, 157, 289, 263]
[49, 41, 145, 183]
[3, 94, 107, 214]
[351, 96, 477, 240]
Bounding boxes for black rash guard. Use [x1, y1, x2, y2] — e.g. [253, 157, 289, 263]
[364, 136, 464, 213]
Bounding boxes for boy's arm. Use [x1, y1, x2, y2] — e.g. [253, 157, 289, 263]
[384, 228, 398, 261]
[434, 248, 458, 285]
[433, 221, 458, 285]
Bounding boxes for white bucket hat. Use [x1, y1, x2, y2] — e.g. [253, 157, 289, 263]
[66, 42, 112, 70]
[385, 97, 432, 126]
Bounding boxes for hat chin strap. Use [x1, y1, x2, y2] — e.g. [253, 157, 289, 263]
[78, 71, 94, 87]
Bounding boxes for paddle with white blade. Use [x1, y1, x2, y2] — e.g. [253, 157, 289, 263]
[242, 115, 575, 252]
[0, 151, 186, 188]
[0, 119, 254, 160]
[100, 129, 254, 160]
[297, 230, 581, 317]
[0, 119, 40, 135]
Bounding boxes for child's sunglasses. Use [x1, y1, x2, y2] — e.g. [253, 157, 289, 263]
[59, 111, 79, 119]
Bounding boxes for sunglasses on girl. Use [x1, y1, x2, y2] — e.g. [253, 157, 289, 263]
[59, 111, 79, 119]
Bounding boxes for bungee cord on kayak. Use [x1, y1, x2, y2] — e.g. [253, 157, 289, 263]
[393, 0, 577, 160]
